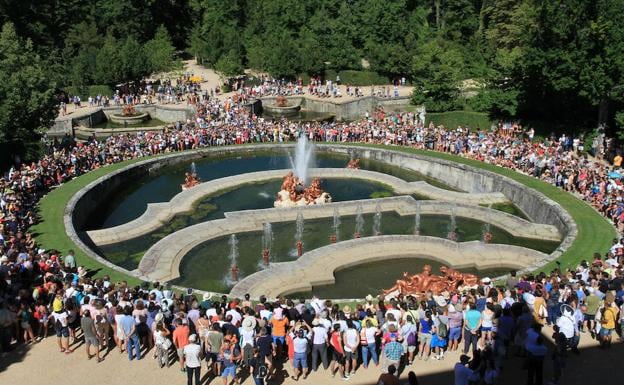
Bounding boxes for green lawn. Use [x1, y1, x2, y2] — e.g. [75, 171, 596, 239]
[426, 111, 494, 131]
[32, 143, 615, 289]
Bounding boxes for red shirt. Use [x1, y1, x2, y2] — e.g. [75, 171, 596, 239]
[173, 325, 190, 348]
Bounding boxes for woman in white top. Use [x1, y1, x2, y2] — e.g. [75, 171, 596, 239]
[342, 320, 360, 376]
[113, 305, 126, 353]
[480, 303, 495, 348]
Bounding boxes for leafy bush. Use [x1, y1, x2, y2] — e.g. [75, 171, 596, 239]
[337, 70, 389, 86]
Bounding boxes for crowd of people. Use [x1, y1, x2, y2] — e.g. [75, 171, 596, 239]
[1, 93, 624, 385]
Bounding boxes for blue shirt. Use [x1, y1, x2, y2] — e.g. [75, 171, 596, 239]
[465, 310, 481, 330]
[119, 315, 136, 337]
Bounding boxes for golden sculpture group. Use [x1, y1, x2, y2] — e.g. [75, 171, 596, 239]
[274, 171, 332, 207]
[383, 265, 479, 296]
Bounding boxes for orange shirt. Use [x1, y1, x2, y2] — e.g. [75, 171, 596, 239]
[173, 325, 189, 348]
[271, 317, 289, 337]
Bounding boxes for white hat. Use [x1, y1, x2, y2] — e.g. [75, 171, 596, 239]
[0, 256, 8, 263]
[202, 292, 212, 301]
[242, 317, 255, 331]
[365, 294, 374, 302]
[37, 248, 46, 255]
[481, 277, 492, 284]
[155, 312, 164, 323]
[189, 334, 197, 342]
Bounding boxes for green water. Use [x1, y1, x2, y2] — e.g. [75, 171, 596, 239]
[92, 117, 167, 129]
[287, 258, 509, 299]
[92, 151, 453, 229]
[170, 212, 559, 293]
[485, 202, 528, 220]
[96, 178, 396, 269]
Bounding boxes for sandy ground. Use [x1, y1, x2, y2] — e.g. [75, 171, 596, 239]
[57, 61, 414, 120]
[1, 325, 621, 385]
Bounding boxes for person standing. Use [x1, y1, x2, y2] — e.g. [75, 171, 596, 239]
[463, 303, 481, 355]
[525, 336, 547, 385]
[329, 324, 347, 379]
[311, 318, 329, 371]
[343, 320, 360, 376]
[119, 305, 141, 361]
[220, 339, 241, 385]
[250, 347, 269, 385]
[454, 355, 475, 385]
[382, 330, 404, 375]
[80, 310, 102, 362]
[184, 334, 203, 385]
[173, 318, 190, 372]
[291, 327, 311, 380]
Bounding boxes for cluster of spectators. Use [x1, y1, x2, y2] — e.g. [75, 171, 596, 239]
[1, 95, 624, 384]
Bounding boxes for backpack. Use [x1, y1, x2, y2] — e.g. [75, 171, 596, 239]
[406, 331, 417, 346]
[437, 321, 448, 339]
[256, 361, 268, 378]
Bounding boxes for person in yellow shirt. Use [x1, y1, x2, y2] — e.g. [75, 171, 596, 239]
[613, 154, 622, 167]
[598, 295, 619, 348]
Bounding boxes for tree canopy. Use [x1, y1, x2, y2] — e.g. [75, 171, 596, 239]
[1, 0, 624, 164]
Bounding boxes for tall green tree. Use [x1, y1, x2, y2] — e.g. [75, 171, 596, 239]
[0, 23, 58, 164]
[144, 25, 177, 74]
[410, 39, 464, 112]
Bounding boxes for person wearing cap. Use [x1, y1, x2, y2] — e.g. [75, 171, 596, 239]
[184, 334, 203, 385]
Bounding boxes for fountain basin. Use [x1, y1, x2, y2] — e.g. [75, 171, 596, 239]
[108, 112, 150, 125]
[262, 104, 301, 115]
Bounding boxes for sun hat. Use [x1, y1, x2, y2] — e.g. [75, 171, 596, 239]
[342, 305, 352, 314]
[203, 292, 212, 301]
[481, 277, 492, 284]
[242, 317, 255, 331]
[155, 312, 164, 323]
[365, 294, 374, 302]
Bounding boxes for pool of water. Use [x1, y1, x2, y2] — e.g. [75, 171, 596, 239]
[96, 178, 396, 268]
[169, 212, 559, 293]
[87, 151, 455, 230]
[287, 258, 509, 299]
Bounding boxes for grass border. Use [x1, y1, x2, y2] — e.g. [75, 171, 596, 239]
[32, 143, 615, 287]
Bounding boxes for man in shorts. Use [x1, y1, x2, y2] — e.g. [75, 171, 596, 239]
[206, 323, 224, 376]
[80, 310, 102, 362]
[173, 318, 190, 372]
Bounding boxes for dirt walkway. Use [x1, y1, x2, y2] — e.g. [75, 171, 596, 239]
[1, 325, 620, 385]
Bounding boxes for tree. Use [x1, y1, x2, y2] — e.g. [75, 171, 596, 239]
[410, 39, 464, 112]
[0, 23, 58, 165]
[143, 25, 177, 74]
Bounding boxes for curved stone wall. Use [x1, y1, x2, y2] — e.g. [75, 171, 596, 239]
[65, 144, 578, 285]
[86, 168, 508, 246]
[135, 196, 561, 283]
[228, 235, 549, 298]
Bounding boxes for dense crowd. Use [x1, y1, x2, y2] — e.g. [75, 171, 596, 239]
[1, 95, 624, 385]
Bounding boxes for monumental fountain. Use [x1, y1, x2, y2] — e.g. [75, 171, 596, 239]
[274, 136, 332, 207]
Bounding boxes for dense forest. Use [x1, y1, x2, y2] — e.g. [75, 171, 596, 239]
[1, 0, 624, 161]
